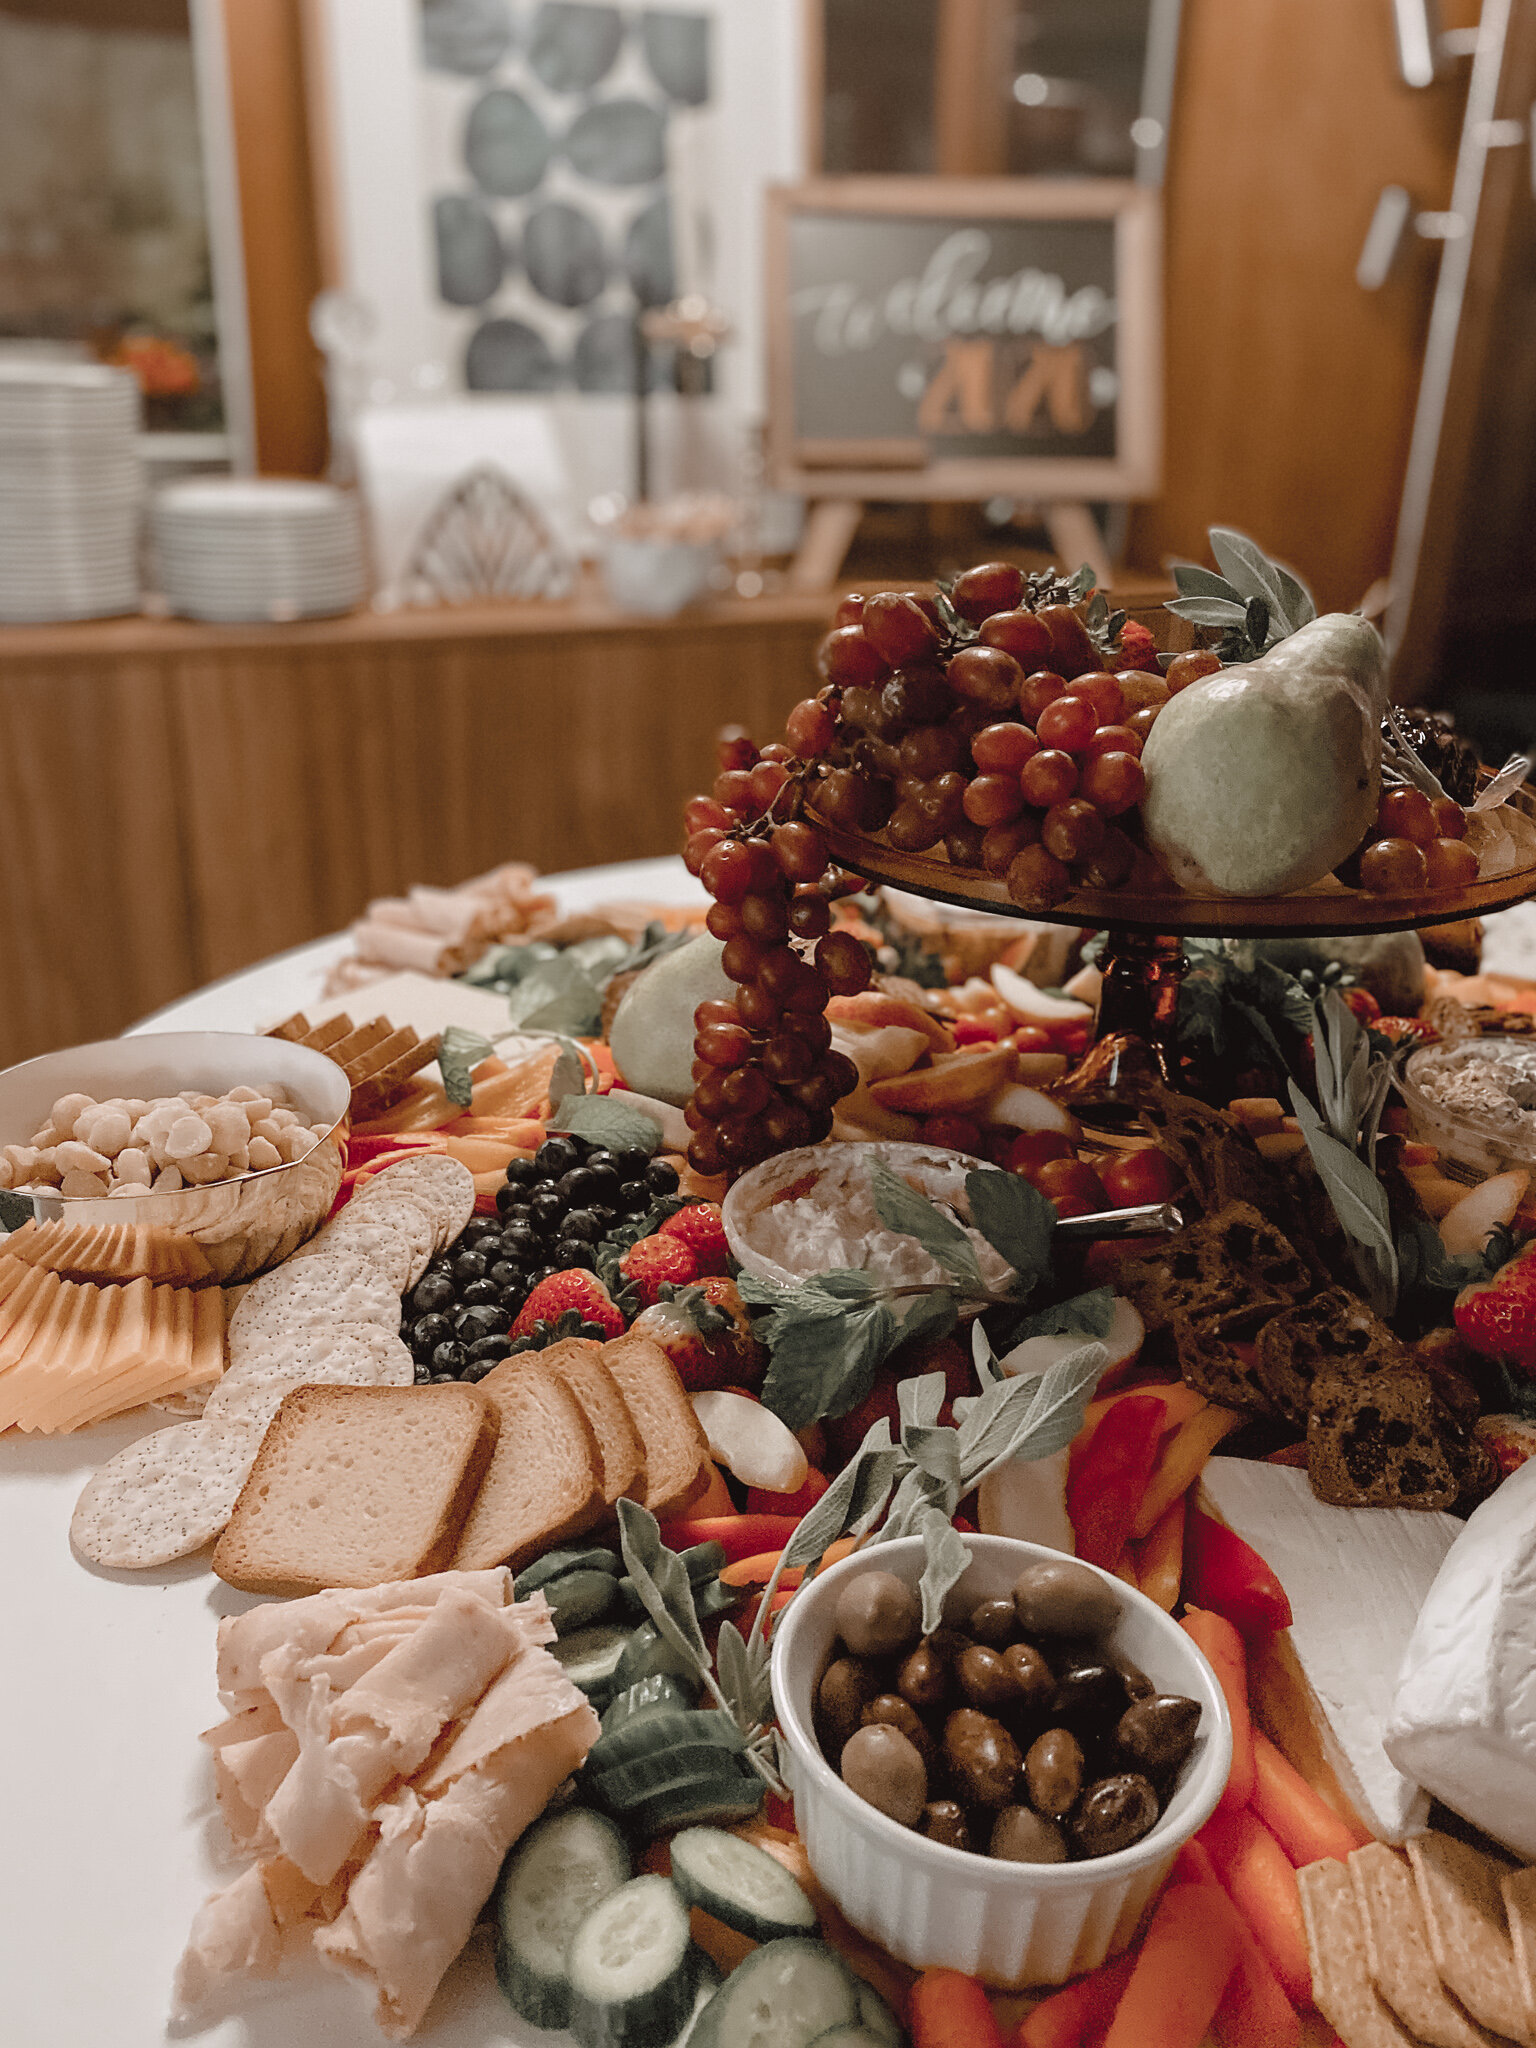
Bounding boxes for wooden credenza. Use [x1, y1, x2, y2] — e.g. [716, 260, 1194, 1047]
[0, 595, 834, 1070]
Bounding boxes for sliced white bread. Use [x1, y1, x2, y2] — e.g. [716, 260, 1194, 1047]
[600, 1333, 711, 1519]
[451, 1360, 607, 1571]
[212, 1382, 499, 1596]
[535, 1337, 645, 1505]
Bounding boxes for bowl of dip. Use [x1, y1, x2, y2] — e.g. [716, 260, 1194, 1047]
[1396, 1034, 1536, 1180]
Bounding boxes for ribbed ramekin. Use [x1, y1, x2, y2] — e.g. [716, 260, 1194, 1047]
[770, 1533, 1232, 1987]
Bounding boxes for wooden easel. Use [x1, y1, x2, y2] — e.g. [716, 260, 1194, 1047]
[787, 498, 1114, 593]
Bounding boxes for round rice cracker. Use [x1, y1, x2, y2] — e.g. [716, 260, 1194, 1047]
[288, 1211, 421, 1293]
[70, 1420, 262, 1571]
[227, 1249, 400, 1360]
[204, 1325, 414, 1431]
[352, 1154, 475, 1251]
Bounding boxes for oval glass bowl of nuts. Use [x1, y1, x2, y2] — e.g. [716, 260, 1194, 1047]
[0, 1032, 352, 1285]
[770, 1533, 1231, 1987]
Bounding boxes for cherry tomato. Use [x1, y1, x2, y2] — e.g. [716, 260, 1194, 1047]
[953, 1015, 1002, 1046]
[1100, 1147, 1177, 1208]
[1003, 1128, 1075, 1174]
[1009, 1024, 1053, 1055]
[915, 1114, 985, 1154]
[1033, 1156, 1110, 1211]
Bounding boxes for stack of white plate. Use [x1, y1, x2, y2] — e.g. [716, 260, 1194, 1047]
[0, 363, 142, 624]
[150, 478, 367, 623]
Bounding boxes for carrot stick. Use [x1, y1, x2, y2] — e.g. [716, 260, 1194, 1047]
[719, 1535, 857, 1588]
[1181, 1606, 1256, 1812]
[1174, 1841, 1300, 2048]
[1251, 1728, 1371, 1866]
[1137, 1492, 1185, 1612]
[1014, 1953, 1136, 2048]
[1198, 1810, 1312, 2008]
[1131, 1405, 1243, 1538]
[1100, 1884, 1242, 2048]
[655, 1511, 799, 1559]
[909, 1968, 1005, 2048]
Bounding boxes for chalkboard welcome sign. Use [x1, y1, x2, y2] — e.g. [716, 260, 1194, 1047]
[766, 179, 1162, 501]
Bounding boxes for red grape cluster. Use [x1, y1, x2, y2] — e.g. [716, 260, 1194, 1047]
[1354, 785, 1479, 895]
[681, 728, 872, 1179]
[780, 562, 1175, 913]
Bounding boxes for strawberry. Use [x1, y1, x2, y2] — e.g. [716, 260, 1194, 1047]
[1454, 1238, 1536, 1373]
[1475, 1413, 1536, 1480]
[658, 1201, 731, 1276]
[511, 1270, 624, 1340]
[630, 1275, 765, 1392]
[621, 1233, 700, 1305]
[1116, 619, 1159, 672]
[1375, 1014, 1438, 1048]
[1340, 986, 1382, 1024]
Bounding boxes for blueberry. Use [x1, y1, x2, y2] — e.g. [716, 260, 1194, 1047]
[585, 1165, 621, 1206]
[551, 1239, 596, 1271]
[526, 1265, 559, 1288]
[504, 1157, 540, 1187]
[462, 1276, 500, 1307]
[410, 1271, 456, 1316]
[616, 1179, 652, 1215]
[529, 1188, 567, 1233]
[430, 1371, 458, 1385]
[536, 1136, 582, 1176]
[431, 1340, 469, 1376]
[461, 1215, 501, 1243]
[461, 1358, 495, 1383]
[644, 1159, 680, 1194]
[559, 1208, 602, 1243]
[495, 1184, 527, 1218]
[499, 1285, 528, 1314]
[467, 1331, 512, 1363]
[411, 1312, 453, 1354]
[413, 1361, 433, 1384]
[500, 1224, 541, 1263]
[584, 1148, 616, 1171]
[610, 1147, 650, 1181]
[556, 1167, 592, 1205]
[486, 1258, 521, 1289]
[456, 1302, 510, 1341]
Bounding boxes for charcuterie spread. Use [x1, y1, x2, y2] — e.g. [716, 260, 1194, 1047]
[13, 534, 1536, 2048]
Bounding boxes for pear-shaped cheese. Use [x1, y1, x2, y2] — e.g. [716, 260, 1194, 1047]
[607, 932, 734, 1107]
[1140, 614, 1386, 897]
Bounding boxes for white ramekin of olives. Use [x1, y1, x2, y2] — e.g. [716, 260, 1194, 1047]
[769, 1535, 1232, 1988]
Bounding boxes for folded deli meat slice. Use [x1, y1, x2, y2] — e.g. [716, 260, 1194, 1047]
[175, 1570, 597, 2038]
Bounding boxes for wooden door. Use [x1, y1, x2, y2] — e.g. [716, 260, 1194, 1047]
[1125, 0, 1476, 614]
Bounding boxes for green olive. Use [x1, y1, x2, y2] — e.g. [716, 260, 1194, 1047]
[840, 1722, 928, 1827]
[1024, 1728, 1084, 1820]
[989, 1805, 1068, 1863]
[919, 1799, 971, 1852]
[835, 1570, 922, 1659]
[1115, 1695, 1201, 1776]
[943, 1708, 1022, 1809]
[1013, 1558, 1121, 1639]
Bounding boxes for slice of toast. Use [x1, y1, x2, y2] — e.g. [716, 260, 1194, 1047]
[1256, 1289, 1408, 1427]
[1306, 1366, 1461, 1511]
[1173, 1303, 1285, 1417]
[212, 1382, 498, 1595]
[600, 1333, 711, 1519]
[535, 1337, 645, 1505]
[451, 1360, 606, 1571]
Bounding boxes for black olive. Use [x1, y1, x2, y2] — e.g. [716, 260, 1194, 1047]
[559, 1208, 602, 1243]
[467, 1333, 511, 1363]
[551, 1240, 596, 1271]
[431, 1340, 468, 1375]
[536, 1136, 582, 1175]
[462, 1276, 500, 1307]
[504, 1157, 540, 1187]
[617, 1179, 652, 1215]
[644, 1159, 679, 1194]
[410, 1272, 455, 1316]
[452, 1248, 489, 1285]
[1052, 1664, 1132, 1744]
[411, 1312, 453, 1354]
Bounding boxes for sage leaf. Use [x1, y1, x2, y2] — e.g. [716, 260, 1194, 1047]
[897, 1372, 948, 1434]
[1171, 560, 1241, 604]
[1209, 526, 1295, 628]
[917, 1508, 971, 1634]
[972, 1317, 1003, 1385]
[869, 1161, 983, 1288]
[903, 1425, 963, 1492]
[961, 1344, 1106, 1485]
[1165, 596, 1249, 628]
[547, 1092, 662, 1157]
[812, 1270, 878, 1300]
[1289, 1082, 1398, 1310]
[438, 1026, 495, 1109]
[715, 1619, 772, 1731]
[784, 1419, 901, 1569]
[1473, 752, 1533, 812]
[880, 1464, 952, 1542]
[617, 1500, 708, 1677]
[546, 1035, 587, 1109]
[505, 953, 605, 1035]
[965, 1168, 1054, 1292]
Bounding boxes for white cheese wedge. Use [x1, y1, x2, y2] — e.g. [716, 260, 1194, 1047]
[1200, 1458, 1461, 1843]
[1384, 1456, 1536, 1860]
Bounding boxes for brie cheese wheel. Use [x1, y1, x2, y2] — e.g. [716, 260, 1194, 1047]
[1201, 1459, 1461, 1843]
[1384, 1457, 1536, 1860]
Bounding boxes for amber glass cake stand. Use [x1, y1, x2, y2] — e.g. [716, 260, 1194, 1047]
[821, 778, 1536, 1083]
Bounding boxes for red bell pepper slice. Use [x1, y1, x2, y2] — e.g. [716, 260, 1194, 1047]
[1185, 1505, 1293, 1635]
[1066, 1392, 1165, 1570]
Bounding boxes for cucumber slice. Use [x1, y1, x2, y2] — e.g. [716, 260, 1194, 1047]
[545, 1568, 620, 1633]
[624, 1769, 765, 1841]
[614, 1620, 701, 1693]
[492, 1805, 631, 2031]
[668, 1956, 724, 2048]
[596, 1745, 752, 1813]
[853, 1979, 906, 2047]
[589, 1709, 746, 1778]
[688, 1938, 859, 2048]
[668, 1827, 819, 1943]
[601, 1674, 697, 1732]
[568, 1873, 696, 2048]
[516, 1547, 621, 1597]
[550, 1624, 632, 1701]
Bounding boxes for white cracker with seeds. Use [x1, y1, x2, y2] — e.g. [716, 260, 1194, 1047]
[70, 1420, 262, 1570]
[227, 1250, 400, 1357]
[351, 1154, 474, 1248]
[205, 1326, 413, 1426]
[287, 1212, 421, 1293]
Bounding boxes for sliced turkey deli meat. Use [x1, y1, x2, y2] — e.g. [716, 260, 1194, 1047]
[173, 1569, 599, 2038]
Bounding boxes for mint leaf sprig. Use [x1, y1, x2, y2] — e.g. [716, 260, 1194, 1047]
[746, 1164, 1058, 1430]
